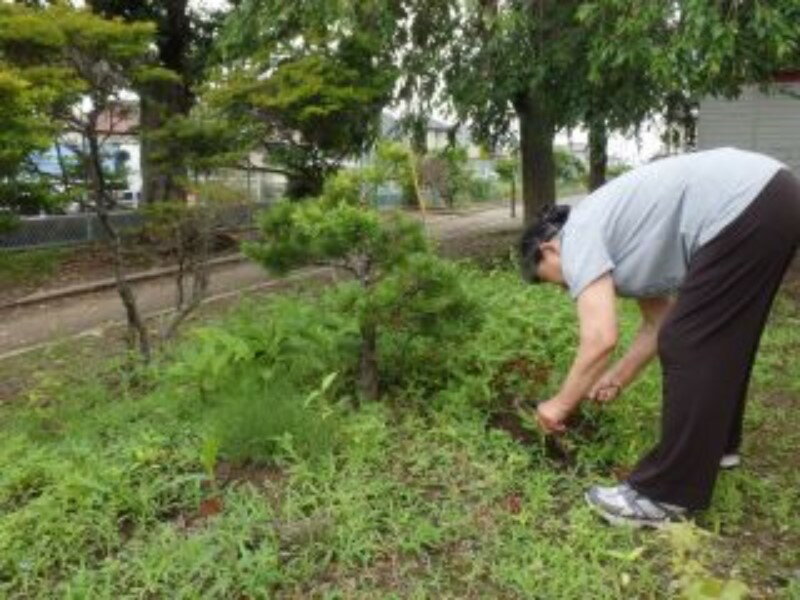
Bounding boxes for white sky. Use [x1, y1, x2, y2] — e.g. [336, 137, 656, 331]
[191, 0, 230, 10]
[556, 122, 666, 166]
[72, 0, 230, 10]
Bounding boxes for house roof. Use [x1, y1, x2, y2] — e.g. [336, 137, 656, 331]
[95, 102, 139, 136]
[775, 71, 800, 83]
[381, 112, 458, 136]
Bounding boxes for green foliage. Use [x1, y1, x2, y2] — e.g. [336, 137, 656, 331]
[211, 0, 399, 197]
[663, 523, 749, 599]
[245, 168, 482, 400]
[248, 200, 428, 278]
[166, 294, 350, 463]
[146, 114, 252, 180]
[409, 0, 800, 216]
[87, 0, 227, 91]
[607, 161, 633, 179]
[138, 183, 246, 276]
[0, 247, 66, 287]
[0, 69, 52, 174]
[0, 3, 171, 216]
[0, 366, 205, 595]
[494, 156, 518, 183]
[666, 0, 800, 98]
[579, 0, 800, 145]
[0, 6, 157, 77]
[419, 146, 469, 207]
[0, 3, 180, 359]
[369, 140, 419, 206]
[88, 0, 234, 203]
[246, 168, 428, 279]
[0, 65, 71, 217]
[0, 266, 799, 596]
[0, 213, 16, 235]
[555, 148, 587, 184]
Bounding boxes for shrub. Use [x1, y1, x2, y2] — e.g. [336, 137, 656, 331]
[139, 183, 249, 340]
[0, 247, 66, 287]
[554, 148, 587, 184]
[607, 161, 633, 179]
[210, 371, 341, 464]
[245, 166, 480, 402]
[166, 295, 350, 463]
[389, 266, 578, 408]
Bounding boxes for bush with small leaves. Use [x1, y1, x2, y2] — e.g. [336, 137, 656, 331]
[245, 168, 476, 401]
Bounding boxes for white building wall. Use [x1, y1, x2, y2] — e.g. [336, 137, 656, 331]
[697, 83, 800, 175]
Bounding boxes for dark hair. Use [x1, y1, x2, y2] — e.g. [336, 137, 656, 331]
[519, 204, 571, 283]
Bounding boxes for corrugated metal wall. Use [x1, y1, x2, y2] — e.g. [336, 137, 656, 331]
[697, 83, 800, 175]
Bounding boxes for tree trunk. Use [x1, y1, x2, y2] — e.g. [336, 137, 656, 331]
[165, 210, 211, 340]
[140, 0, 192, 204]
[515, 92, 556, 224]
[88, 0, 193, 205]
[510, 176, 516, 219]
[86, 117, 151, 361]
[358, 322, 379, 402]
[410, 115, 428, 155]
[140, 84, 189, 204]
[588, 121, 608, 191]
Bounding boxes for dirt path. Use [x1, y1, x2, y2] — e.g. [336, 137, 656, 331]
[0, 203, 560, 357]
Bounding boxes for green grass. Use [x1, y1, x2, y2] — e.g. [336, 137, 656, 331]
[0, 263, 797, 598]
[557, 179, 588, 199]
[0, 247, 67, 288]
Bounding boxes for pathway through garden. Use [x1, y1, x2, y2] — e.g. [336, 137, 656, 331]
[1, 202, 582, 357]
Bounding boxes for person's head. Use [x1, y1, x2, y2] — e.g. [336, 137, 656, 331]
[519, 204, 571, 285]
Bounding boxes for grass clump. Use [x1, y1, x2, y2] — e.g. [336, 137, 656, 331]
[166, 294, 351, 464]
[0, 247, 66, 288]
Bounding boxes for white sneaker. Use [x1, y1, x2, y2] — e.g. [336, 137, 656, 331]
[585, 483, 688, 529]
[720, 454, 741, 469]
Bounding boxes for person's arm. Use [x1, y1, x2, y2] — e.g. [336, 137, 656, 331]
[536, 274, 618, 433]
[588, 296, 675, 402]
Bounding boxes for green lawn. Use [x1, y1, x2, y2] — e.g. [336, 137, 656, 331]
[0, 263, 797, 599]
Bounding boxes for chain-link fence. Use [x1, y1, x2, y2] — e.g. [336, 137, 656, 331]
[0, 172, 289, 251]
[0, 202, 273, 251]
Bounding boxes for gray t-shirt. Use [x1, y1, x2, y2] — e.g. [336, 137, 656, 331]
[560, 147, 785, 299]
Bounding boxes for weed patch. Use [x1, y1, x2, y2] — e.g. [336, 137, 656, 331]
[0, 247, 66, 288]
[0, 263, 797, 597]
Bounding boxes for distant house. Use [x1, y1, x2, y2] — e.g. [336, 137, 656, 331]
[697, 72, 800, 175]
[30, 101, 142, 211]
[379, 112, 485, 159]
[94, 101, 143, 207]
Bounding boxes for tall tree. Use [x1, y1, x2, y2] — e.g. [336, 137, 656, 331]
[212, 0, 399, 198]
[0, 66, 65, 230]
[577, 1, 675, 190]
[0, 3, 175, 359]
[439, 0, 800, 221]
[579, 0, 800, 187]
[443, 1, 588, 221]
[392, 0, 457, 155]
[87, 0, 234, 203]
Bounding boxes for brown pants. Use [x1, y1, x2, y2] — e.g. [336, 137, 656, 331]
[628, 169, 800, 510]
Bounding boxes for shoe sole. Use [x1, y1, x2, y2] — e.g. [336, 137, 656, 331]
[720, 457, 741, 470]
[584, 491, 681, 530]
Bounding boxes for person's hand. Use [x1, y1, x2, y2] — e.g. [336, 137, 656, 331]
[588, 375, 622, 404]
[536, 397, 571, 434]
